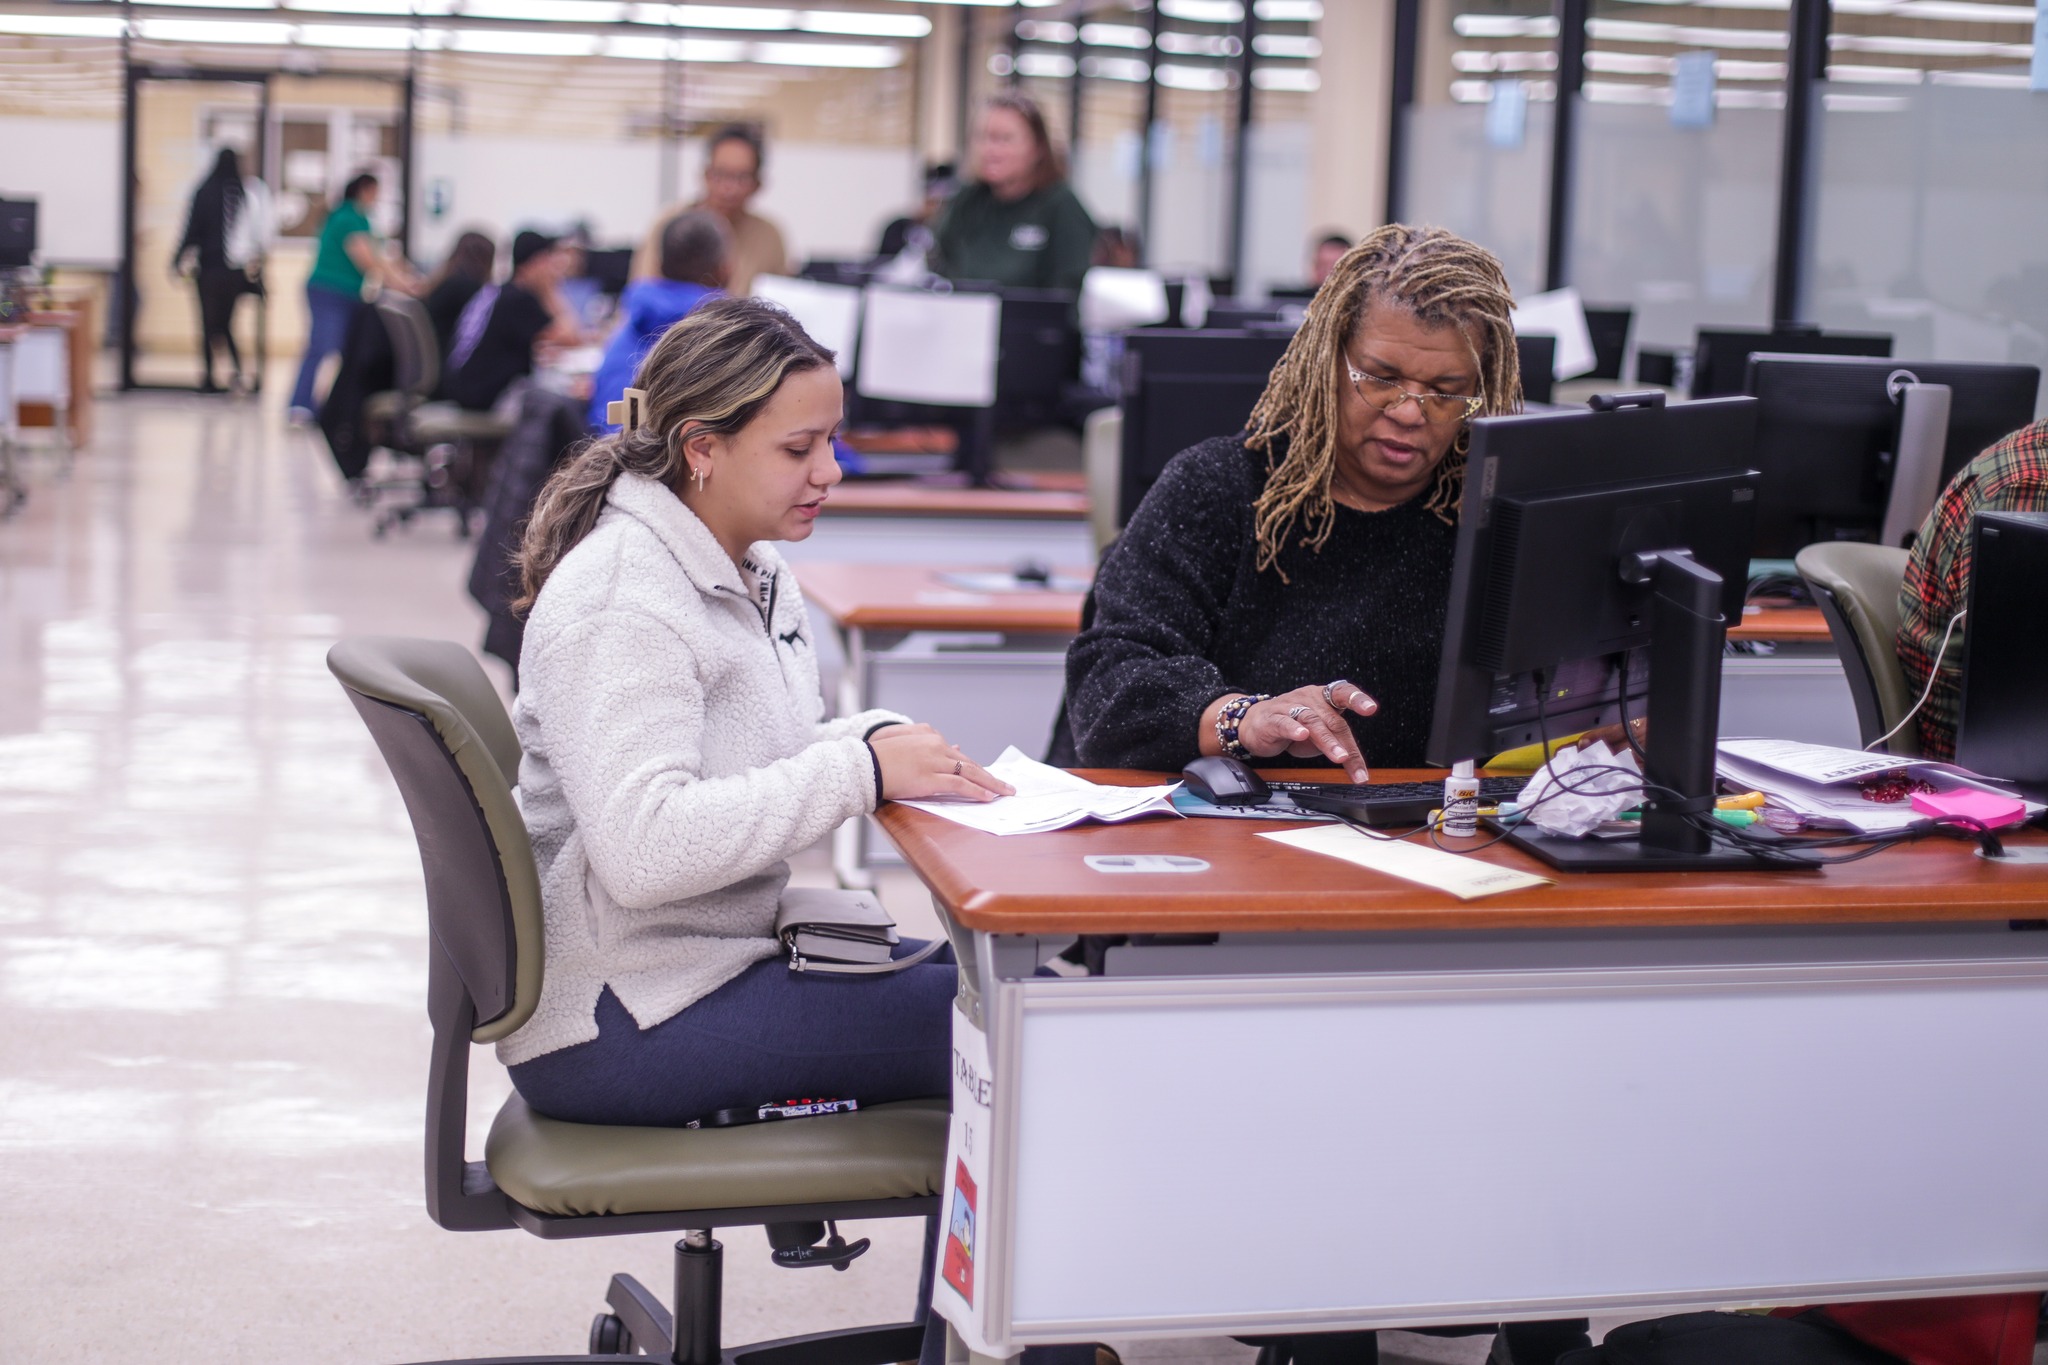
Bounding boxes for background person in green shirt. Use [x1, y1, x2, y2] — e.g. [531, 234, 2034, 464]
[290, 172, 417, 420]
[933, 92, 1098, 294]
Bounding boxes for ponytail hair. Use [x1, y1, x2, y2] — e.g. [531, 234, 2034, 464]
[514, 296, 835, 613]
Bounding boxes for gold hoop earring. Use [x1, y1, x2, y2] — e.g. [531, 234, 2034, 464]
[1453, 427, 1471, 457]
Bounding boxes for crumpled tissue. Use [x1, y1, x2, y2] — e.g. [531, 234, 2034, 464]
[1518, 741, 1645, 838]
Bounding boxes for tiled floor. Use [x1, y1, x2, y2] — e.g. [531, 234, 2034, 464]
[0, 383, 1558, 1364]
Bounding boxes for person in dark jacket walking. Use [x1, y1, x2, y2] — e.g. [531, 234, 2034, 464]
[174, 147, 271, 393]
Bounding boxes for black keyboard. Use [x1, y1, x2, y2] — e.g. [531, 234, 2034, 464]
[1270, 777, 1528, 828]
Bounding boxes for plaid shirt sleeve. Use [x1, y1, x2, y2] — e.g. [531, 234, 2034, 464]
[1897, 418, 2048, 761]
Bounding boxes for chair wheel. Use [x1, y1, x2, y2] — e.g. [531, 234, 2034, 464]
[589, 1311, 633, 1355]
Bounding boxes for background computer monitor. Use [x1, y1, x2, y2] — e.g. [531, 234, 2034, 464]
[1583, 306, 1632, 381]
[1743, 353, 2041, 556]
[0, 198, 36, 269]
[1266, 284, 1320, 303]
[1515, 334, 1557, 404]
[1428, 395, 1763, 869]
[1691, 326, 1892, 398]
[993, 287, 1079, 428]
[1203, 302, 1288, 331]
[1117, 328, 1292, 525]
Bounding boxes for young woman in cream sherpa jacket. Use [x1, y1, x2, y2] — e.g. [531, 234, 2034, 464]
[499, 296, 1011, 1127]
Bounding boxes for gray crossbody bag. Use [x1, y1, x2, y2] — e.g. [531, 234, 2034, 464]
[774, 887, 944, 975]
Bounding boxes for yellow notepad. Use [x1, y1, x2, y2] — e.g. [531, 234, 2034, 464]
[1260, 824, 1553, 900]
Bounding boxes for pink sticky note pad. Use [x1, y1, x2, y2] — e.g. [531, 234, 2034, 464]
[1911, 787, 2029, 829]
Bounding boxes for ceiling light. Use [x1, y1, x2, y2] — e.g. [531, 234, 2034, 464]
[1016, 19, 1076, 41]
[1716, 56, 1786, 77]
[1829, 30, 2031, 54]
[1452, 14, 1560, 37]
[0, 12, 126, 34]
[448, 24, 598, 50]
[1449, 77, 1493, 101]
[1080, 21, 1149, 47]
[1823, 90, 1910, 110]
[1159, 0, 1244, 22]
[1015, 49, 1074, 75]
[285, 0, 457, 14]
[1157, 30, 1237, 54]
[1079, 53, 1149, 79]
[1826, 61, 1923, 80]
[1254, 0, 1322, 19]
[1156, 61, 1230, 87]
[1584, 78, 1669, 102]
[133, 0, 276, 8]
[1895, 0, 2037, 19]
[297, 22, 419, 44]
[1588, 16, 1789, 46]
[1251, 64, 1318, 88]
[749, 38, 899, 64]
[1586, 48, 1672, 71]
[1716, 85, 1783, 103]
[671, 5, 797, 28]
[136, 17, 297, 39]
[1252, 33, 1318, 56]
[1929, 66, 2030, 83]
[462, 0, 622, 17]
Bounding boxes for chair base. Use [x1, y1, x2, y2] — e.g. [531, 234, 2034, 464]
[399, 1229, 927, 1365]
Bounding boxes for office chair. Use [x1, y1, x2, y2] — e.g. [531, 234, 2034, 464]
[1794, 542, 1921, 757]
[369, 295, 518, 538]
[326, 636, 947, 1364]
[1081, 406, 1122, 558]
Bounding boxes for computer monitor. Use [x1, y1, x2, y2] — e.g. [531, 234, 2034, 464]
[1691, 326, 1892, 398]
[1117, 328, 1292, 525]
[1956, 510, 2048, 787]
[581, 247, 632, 296]
[1428, 392, 1773, 871]
[0, 198, 35, 269]
[1266, 284, 1320, 303]
[1515, 334, 1556, 404]
[799, 259, 874, 287]
[1204, 302, 1288, 331]
[1583, 306, 1632, 381]
[1743, 354, 2042, 556]
[994, 287, 1079, 427]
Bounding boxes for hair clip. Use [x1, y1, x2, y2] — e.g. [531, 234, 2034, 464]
[607, 386, 648, 433]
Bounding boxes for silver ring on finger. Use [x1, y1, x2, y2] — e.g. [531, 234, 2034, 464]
[953, 759, 962, 776]
[1323, 681, 1344, 708]
[1289, 705, 1310, 721]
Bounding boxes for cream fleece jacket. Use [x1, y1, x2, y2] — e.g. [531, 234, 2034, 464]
[497, 471, 906, 1066]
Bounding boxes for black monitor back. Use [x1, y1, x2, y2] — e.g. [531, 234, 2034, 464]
[1583, 306, 1632, 381]
[1428, 397, 1761, 765]
[1956, 510, 2048, 785]
[1692, 326, 1891, 398]
[1205, 301, 1289, 330]
[799, 259, 873, 287]
[0, 198, 35, 269]
[581, 247, 632, 295]
[1266, 284, 1320, 302]
[1117, 328, 1292, 525]
[1744, 353, 2042, 556]
[1515, 334, 1557, 404]
[995, 287, 1079, 422]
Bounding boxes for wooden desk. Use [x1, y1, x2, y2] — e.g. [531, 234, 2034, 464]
[797, 562, 1090, 887]
[825, 483, 1088, 520]
[1729, 604, 1830, 643]
[18, 301, 95, 448]
[878, 771, 2048, 1358]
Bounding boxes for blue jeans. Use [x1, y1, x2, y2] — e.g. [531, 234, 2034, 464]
[291, 283, 362, 415]
[508, 940, 955, 1127]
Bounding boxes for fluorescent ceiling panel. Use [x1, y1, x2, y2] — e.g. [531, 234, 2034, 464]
[296, 22, 419, 44]
[801, 10, 928, 36]
[1156, 61, 1229, 87]
[1830, 29, 2031, 52]
[448, 24, 598, 50]
[136, 17, 295, 39]
[748, 38, 897, 63]
[1159, 0, 1244, 20]
[0, 12, 126, 33]
[1252, 32, 1318, 56]
[1453, 14, 1560, 37]
[1015, 49, 1074, 75]
[1250, 64, 1318, 88]
[1079, 53, 1148, 79]
[1823, 90, 1910, 108]
[1254, 0, 1322, 18]
[1157, 30, 1236, 54]
[461, 0, 623, 19]
[1827, 61, 1926, 79]
[1079, 21, 1148, 46]
[285, 0, 456, 13]
[1587, 16, 1789, 46]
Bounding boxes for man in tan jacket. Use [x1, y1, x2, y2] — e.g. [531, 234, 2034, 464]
[634, 124, 791, 295]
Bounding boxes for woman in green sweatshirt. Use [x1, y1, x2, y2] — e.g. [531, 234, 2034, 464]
[933, 92, 1098, 294]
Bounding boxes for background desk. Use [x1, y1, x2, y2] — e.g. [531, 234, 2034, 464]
[782, 484, 1095, 567]
[878, 775, 2048, 1356]
[795, 561, 1090, 886]
[1724, 604, 1859, 749]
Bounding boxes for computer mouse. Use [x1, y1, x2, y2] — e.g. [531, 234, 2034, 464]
[1012, 557, 1052, 587]
[1181, 754, 1270, 806]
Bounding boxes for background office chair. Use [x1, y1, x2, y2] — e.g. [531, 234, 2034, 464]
[1081, 406, 1122, 559]
[1794, 542, 1921, 757]
[369, 296, 518, 538]
[326, 636, 946, 1364]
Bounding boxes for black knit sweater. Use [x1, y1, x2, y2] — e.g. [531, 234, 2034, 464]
[1059, 436, 1457, 772]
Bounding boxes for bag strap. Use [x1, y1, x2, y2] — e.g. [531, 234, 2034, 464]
[789, 938, 945, 976]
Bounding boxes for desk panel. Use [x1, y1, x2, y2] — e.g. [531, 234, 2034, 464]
[994, 938, 2048, 1340]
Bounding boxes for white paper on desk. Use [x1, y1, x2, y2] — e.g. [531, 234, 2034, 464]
[1260, 824, 1553, 900]
[897, 746, 1179, 835]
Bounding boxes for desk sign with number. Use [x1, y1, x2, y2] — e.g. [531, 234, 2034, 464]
[932, 1001, 1004, 1356]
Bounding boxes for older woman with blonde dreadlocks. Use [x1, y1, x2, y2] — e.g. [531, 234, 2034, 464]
[1060, 223, 1588, 1365]
[1061, 223, 1524, 780]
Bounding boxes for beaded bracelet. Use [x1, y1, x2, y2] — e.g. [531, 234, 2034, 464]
[1214, 692, 1270, 762]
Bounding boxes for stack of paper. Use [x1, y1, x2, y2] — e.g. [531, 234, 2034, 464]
[897, 747, 1180, 836]
[1715, 738, 2044, 835]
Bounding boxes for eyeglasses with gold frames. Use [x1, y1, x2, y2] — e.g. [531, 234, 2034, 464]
[1345, 356, 1484, 425]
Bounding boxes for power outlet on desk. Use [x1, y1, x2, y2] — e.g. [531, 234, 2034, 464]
[1979, 846, 2048, 865]
[1084, 855, 1211, 874]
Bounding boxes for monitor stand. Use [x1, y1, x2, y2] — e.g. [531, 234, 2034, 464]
[1505, 549, 1813, 874]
